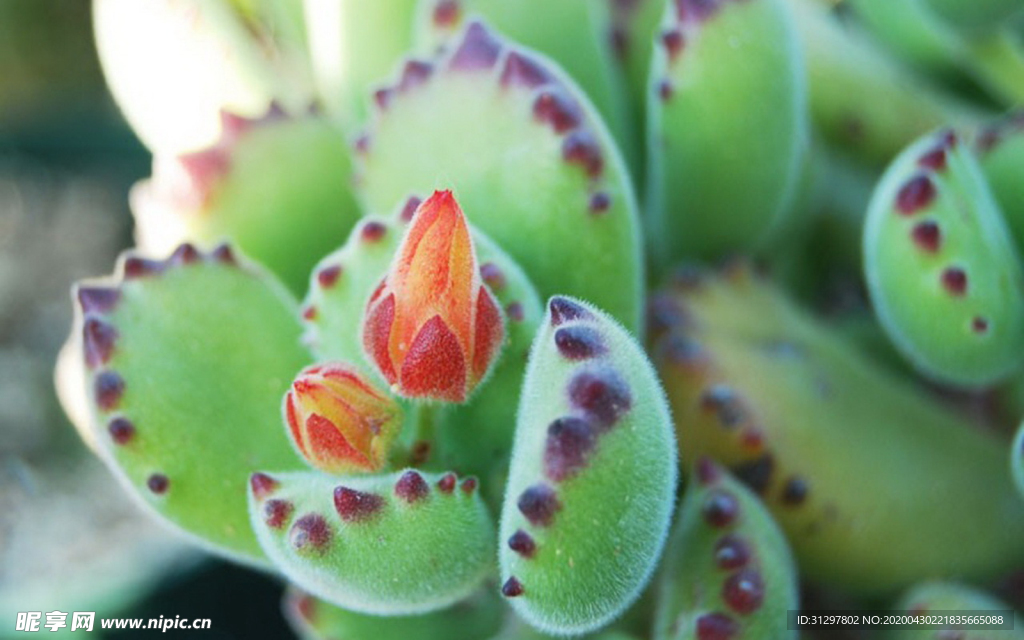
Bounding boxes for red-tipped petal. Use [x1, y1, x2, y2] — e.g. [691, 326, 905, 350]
[363, 190, 504, 402]
[363, 293, 398, 384]
[285, 392, 308, 457]
[472, 286, 504, 382]
[400, 315, 467, 402]
[283, 364, 402, 474]
[305, 414, 372, 470]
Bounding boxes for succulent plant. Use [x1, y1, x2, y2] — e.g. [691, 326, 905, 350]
[649, 264, 1024, 594]
[653, 459, 798, 640]
[130, 107, 362, 295]
[64, 244, 310, 563]
[58, 0, 1024, 637]
[498, 296, 677, 634]
[646, 0, 808, 264]
[354, 20, 644, 332]
[863, 126, 1024, 386]
[249, 467, 496, 614]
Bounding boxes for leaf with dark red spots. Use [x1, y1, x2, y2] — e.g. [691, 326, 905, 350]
[500, 297, 676, 634]
[567, 367, 633, 429]
[654, 463, 797, 639]
[333, 487, 385, 522]
[412, 0, 639, 178]
[65, 244, 310, 564]
[651, 264, 1024, 594]
[544, 417, 597, 482]
[864, 128, 1024, 387]
[357, 22, 642, 332]
[249, 469, 494, 615]
[448, 21, 502, 71]
[132, 114, 361, 296]
[647, 0, 807, 263]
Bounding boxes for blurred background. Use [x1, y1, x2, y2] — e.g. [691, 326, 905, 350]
[0, 2, 293, 637]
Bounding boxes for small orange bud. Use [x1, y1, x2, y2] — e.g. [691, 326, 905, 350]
[283, 363, 402, 473]
[362, 190, 505, 402]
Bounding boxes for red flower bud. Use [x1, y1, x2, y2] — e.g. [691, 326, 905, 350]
[362, 190, 505, 402]
[283, 363, 402, 473]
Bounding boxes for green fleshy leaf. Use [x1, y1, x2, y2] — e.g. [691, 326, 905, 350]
[283, 586, 504, 640]
[790, 0, 979, 167]
[71, 243, 310, 563]
[650, 264, 1024, 595]
[413, 0, 639, 175]
[301, 215, 403, 368]
[133, 113, 361, 296]
[355, 21, 643, 333]
[863, 128, 1024, 387]
[608, 0, 667, 145]
[654, 461, 797, 640]
[249, 468, 495, 614]
[646, 0, 808, 263]
[305, 0, 420, 130]
[977, 112, 1024, 245]
[499, 296, 677, 635]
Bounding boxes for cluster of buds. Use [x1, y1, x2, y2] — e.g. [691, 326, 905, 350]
[286, 190, 507, 476]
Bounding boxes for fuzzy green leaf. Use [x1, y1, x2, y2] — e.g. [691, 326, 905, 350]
[355, 21, 643, 332]
[249, 469, 495, 614]
[654, 460, 797, 640]
[70, 244, 310, 563]
[499, 296, 677, 635]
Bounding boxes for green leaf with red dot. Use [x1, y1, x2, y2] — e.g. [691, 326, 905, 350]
[248, 468, 494, 615]
[498, 297, 677, 635]
[69, 243, 311, 564]
[864, 128, 1024, 387]
[646, 0, 808, 264]
[653, 459, 797, 640]
[649, 263, 1024, 594]
[413, 0, 639, 175]
[354, 21, 643, 333]
[133, 110, 361, 296]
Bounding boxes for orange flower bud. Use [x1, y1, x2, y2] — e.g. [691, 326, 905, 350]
[362, 190, 505, 402]
[283, 363, 402, 473]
